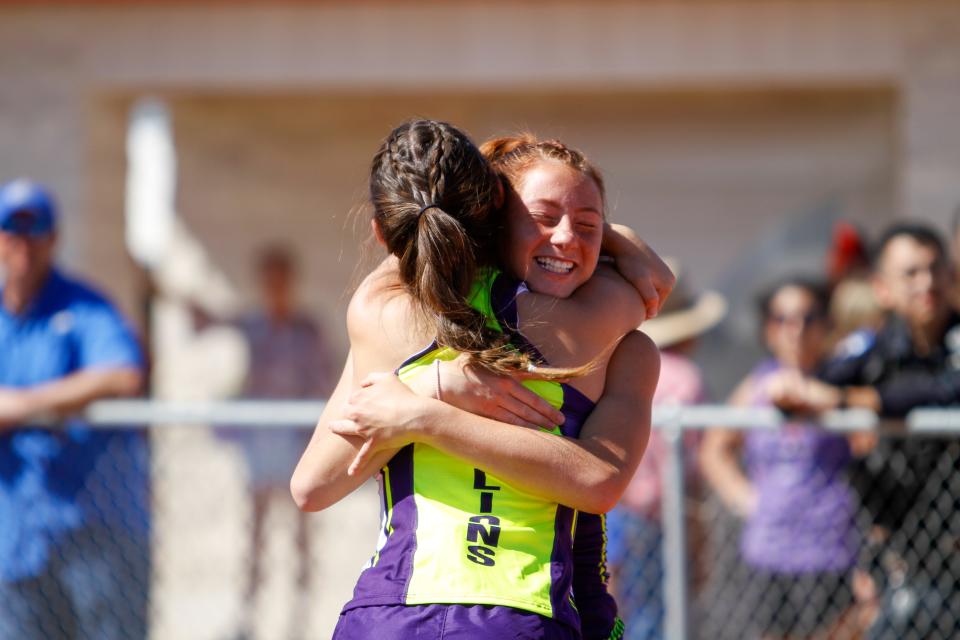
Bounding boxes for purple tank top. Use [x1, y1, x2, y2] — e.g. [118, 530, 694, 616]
[740, 360, 858, 573]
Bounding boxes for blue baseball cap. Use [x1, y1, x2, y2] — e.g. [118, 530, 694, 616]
[0, 179, 57, 236]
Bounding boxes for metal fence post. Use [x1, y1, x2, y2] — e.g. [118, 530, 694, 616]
[660, 407, 689, 640]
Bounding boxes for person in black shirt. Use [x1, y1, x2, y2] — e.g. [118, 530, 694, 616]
[766, 222, 960, 639]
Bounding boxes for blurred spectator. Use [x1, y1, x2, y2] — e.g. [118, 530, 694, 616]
[828, 277, 883, 350]
[214, 244, 333, 637]
[0, 179, 149, 639]
[824, 220, 883, 347]
[700, 277, 859, 640]
[606, 263, 725, 640]
[776, 223, 960, 638]
[951, 205, 960, 308]
[827, 221, 871, 286]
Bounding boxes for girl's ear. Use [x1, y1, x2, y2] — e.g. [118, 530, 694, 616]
[371, 218, 387, 247]
[494, 175, 506, 210]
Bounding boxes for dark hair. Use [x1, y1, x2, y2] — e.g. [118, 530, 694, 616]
[756, 276, 830, 322]
[480, 133, 606, 213]
[872, 222, 947, 268]
[370, 120, 529, 375]
[257, 243, 296, 274]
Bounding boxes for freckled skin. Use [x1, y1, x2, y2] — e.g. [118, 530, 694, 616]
[501, 161, 604, 299]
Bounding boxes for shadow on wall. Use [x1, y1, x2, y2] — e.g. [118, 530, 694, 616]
[696, 199, 844, 399]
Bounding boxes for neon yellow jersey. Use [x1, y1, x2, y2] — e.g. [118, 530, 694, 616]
[341, 270, 595, 632]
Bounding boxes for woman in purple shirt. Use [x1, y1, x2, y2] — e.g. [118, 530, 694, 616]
[701, 277, 859, 639]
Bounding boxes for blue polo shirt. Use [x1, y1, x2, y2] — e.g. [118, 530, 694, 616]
[0, 269, 148, 581]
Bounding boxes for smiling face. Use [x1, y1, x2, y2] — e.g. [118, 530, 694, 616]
[501, 160, 604, 299]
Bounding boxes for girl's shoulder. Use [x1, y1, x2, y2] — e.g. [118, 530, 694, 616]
[513, 264, 640, 371]
[348, 262, 428, 373]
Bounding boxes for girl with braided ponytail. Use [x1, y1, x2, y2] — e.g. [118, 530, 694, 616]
[292, 120, 666, 639]
[366, 119, 532, 378]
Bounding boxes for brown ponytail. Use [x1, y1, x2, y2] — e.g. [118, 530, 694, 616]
[370, 120, 530, 376]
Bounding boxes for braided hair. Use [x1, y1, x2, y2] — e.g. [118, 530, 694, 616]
[370, 120, 530, 375]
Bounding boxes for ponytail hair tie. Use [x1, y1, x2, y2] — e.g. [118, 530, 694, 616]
[418, 203, 442, 217]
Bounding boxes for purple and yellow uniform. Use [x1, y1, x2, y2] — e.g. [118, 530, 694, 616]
[574, 513, 623, 640]
[334, 270, 623, 640]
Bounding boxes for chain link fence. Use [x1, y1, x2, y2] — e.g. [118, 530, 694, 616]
[4, 402, 380, 640]
[613, 408, 960, 640]
[6, 402, 960, 639]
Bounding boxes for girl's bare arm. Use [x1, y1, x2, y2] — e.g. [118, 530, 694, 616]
[331, 331, 659, 514]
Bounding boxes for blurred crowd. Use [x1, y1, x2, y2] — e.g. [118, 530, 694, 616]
[608, 217, 960, 639]
[4, 174, 960, 639]
[0, 179, 334, 639]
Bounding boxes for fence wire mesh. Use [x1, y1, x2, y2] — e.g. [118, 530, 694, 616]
[5, 403, 960, 640]
[2, 416, 379, 640]
[146, 423, 379, 640]
[611, 429, 960, 640]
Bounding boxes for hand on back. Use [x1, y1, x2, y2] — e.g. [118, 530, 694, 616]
[430, 354, 565, 429]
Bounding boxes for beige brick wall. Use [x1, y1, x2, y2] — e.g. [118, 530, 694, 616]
[156, 88, 895, 362]
[2, 1, 957, 332]
[902, 2, 960, 226]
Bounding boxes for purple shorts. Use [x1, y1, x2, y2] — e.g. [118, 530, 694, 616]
[333, 604, 581, 640]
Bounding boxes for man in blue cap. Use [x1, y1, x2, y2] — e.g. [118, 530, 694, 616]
[0, 179, 150, 639]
